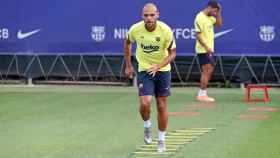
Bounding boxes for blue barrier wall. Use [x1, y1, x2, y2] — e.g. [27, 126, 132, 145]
[0, 0, 279, 55]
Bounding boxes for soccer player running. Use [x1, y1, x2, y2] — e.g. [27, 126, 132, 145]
[195, 0, 222, 102]
[124, 3, 176, 153]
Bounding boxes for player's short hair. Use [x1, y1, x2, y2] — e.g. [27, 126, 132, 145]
[207, 1, 220, 9]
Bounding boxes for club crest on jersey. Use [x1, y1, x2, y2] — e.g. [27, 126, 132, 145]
[155, 36, 161, 42]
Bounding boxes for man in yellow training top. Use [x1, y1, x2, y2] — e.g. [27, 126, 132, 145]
[124, 3, 176, 153]
[195, 0, 222, 102]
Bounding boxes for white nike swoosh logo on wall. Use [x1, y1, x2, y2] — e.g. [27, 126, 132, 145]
[214, 29, 234, 39]
[17, 29, 42, 39]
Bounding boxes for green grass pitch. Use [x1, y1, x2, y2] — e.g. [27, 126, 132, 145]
[0, 86, 279, 158]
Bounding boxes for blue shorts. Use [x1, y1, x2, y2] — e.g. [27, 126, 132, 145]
[137, 71, 171, 97]
[197, 53, 215, 66]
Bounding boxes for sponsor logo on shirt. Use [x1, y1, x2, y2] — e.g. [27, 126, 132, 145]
[141, 43, 160, 53]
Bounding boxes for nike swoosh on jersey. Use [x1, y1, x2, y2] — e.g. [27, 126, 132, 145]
[17, 29, 42, 39]
[214, 29, 234, 39]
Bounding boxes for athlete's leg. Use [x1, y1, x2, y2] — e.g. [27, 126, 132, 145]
[200, 63, 214, 90]
[197, 54, 215, 102]
[139, 96, 152, 121]
[154, 72, 171, 152]
[156, 96, 168, 132]
[137, 72, 155, 144]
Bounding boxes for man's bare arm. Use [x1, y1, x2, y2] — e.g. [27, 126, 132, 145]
[158, 48, 176, 69]
[147, 47, 176, 76]
[215, 4, 222, 28]
[124, 38, 134, 78]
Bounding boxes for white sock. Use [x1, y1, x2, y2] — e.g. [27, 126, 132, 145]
[198, 89, 207, 96]
[158, 131, 166, 141]
[144, 119, 151, 128]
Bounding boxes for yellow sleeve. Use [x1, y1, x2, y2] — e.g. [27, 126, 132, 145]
[126, 25, 136, 43]
[166, 28, 176, 50]
[194, 15, 203, 33]
[210, 17, 216, 25]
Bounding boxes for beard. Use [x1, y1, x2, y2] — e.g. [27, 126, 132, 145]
[145, 21, 155, 28]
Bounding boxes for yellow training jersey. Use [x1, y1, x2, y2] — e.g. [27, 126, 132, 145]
[127, 21, 176, 72]
[194, 12, 216, 54]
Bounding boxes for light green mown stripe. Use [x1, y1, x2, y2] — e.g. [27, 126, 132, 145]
[190, 128, 215, 130]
